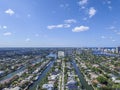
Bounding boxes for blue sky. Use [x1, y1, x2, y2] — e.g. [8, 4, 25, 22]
[0, 0, 120, 47]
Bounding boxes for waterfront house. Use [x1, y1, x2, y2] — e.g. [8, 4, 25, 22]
[0, 71, 4, 76]
[89, 72, 98, 80]
[114, 80, 120, 83]
[3, 86, 20, 90]
[66, 79, 78, 90]
[42, 84, 54, 90]
[48, 75, 58, 81]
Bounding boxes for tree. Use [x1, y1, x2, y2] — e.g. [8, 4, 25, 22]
[112, 84, 120, 89]
[97, 76, 108, 85]
[99, 86, 113, 90]
[0, 84, 3, 90]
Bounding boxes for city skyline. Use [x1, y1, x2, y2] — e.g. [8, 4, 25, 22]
[0, 0, 120, 47]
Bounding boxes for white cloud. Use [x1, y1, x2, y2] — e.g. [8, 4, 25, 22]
[0, 25, 7, 30]
[47, 24, 70, 29]
[47, 25, 57, 29]
[43, 34, 48, 38]
[103, 0, 111, 5]
[78, 0, 88, 9]
[52, 11, 56, 14]
[72, 25, 89, 32]
[101, 36, 106, 39]
[0, 26, 2, 29]
[89, 7, 96, 18]
[60, 4, 69, 8]
[113, 30, 117, 33]
[79, 0, 88, 6]
[103, 0, 112, 10]
[116, 32, 120, 35]
[56, 24, 63, 28]
[108, 6, 112, 10]
[64, 19, 76, 23]
[25, 38, 30, 42]
[3, 32, 12, 36]
[3, 26, 7, 29]
[107, 1, 111, 4]
[108, 26, 115, 30]
[5, 9, 15, 16]
[35, 34, 39, 37]
[83, 17, 87, 21]
[112, 40, 116, 42]
[60, 4, 64, 8]
[64, 24, 71, 28]
[109, 37, 113, 39]
[27, 14, 31, 18]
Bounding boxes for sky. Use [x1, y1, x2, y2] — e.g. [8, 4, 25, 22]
[0, 0, 120, 47]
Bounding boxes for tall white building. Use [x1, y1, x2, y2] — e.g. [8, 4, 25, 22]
[116, 47, 120, 53]
[58, 51, 64, 58]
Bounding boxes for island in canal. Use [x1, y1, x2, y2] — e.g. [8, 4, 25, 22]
[0, 47, 120, 90]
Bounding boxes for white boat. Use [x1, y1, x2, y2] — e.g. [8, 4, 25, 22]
[34, 76, 39, 80]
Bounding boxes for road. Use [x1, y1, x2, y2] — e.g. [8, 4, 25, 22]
[58, 75, 61, 90]
[61, 60, 65, 90]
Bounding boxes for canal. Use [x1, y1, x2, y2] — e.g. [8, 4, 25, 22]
[0, 66, 26, 82]
[0, 58, 42, 82]
[71, 60, 94, 90]
[28, 60, 55, 90]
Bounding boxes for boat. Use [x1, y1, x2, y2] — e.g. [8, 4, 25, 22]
[34, 76, 39, 81]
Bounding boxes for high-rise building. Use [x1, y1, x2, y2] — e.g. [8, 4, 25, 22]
[58, 51, 64, 58]
[116, 47, 120, 53]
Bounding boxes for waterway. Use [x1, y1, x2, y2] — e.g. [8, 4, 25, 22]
[93, 51, 119, 57]
[0, 58, 42, 82]
[71, 60, 94, 90]
[0, 66, 26, 82]
[28, 60, 55, 90]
